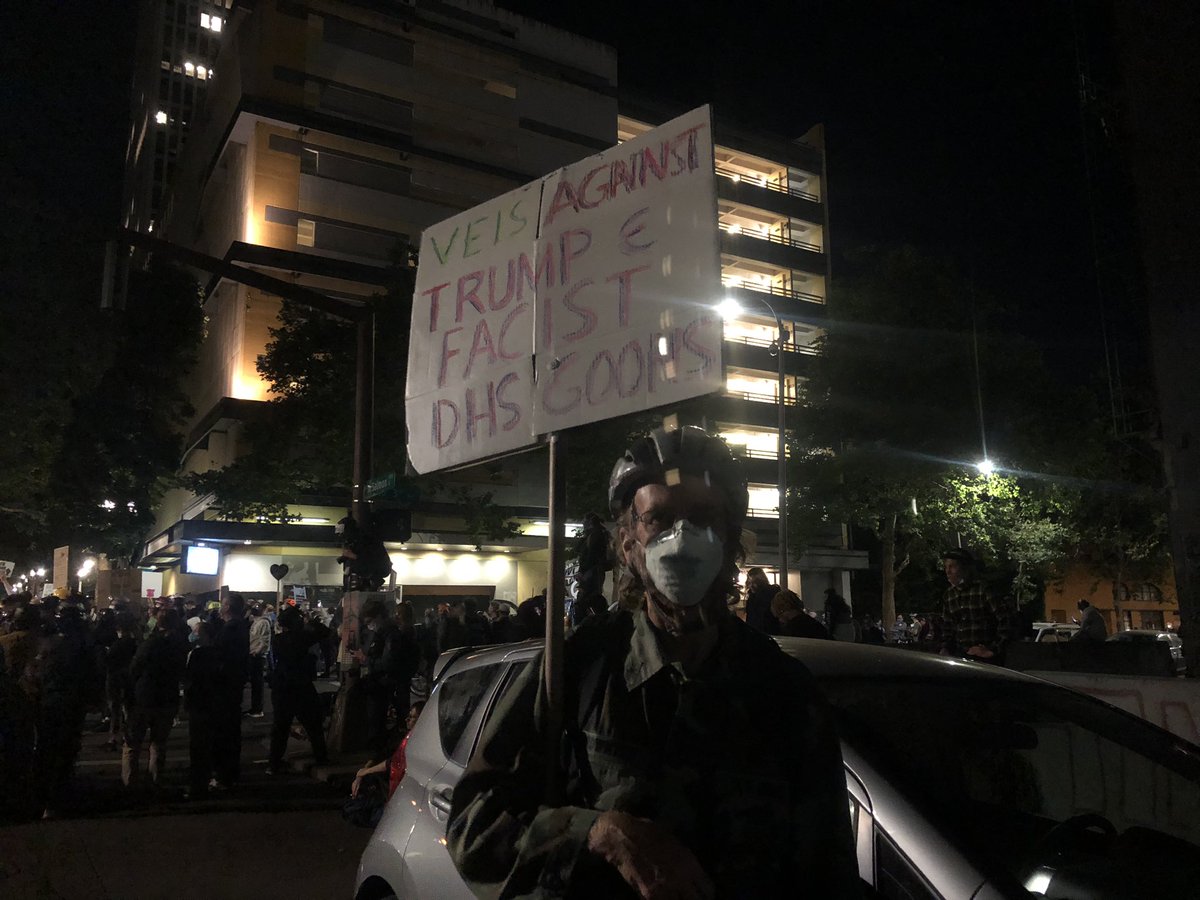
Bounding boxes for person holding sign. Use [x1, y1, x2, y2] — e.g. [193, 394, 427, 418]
[447, 425, 858, 899]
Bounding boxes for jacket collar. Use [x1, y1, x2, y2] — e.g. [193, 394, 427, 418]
[623, 607, 671, 691]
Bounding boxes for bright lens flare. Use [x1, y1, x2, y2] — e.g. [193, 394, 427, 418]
[976, 458, 995, 476]
[716, 298, 742, 320]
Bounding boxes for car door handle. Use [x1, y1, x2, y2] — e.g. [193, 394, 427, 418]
[429, 786, 454, 818]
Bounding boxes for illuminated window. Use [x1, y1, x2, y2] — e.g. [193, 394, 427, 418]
[296, 218, 316, 247]
[197, 66, 207, 80]
[155, 110, 168, 125]
[200, 12, 210, 28]
[719, 427, 780, 460]
[184, 61, 195, 76]
[747, 484, 782, 518]
[211, 16, 222, 32]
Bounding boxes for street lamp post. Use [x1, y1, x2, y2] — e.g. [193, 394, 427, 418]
[719, 296, 790, 589]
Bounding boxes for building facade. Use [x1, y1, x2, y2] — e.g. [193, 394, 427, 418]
[127, 0, 865, 612]
[122, 0, 231, 236]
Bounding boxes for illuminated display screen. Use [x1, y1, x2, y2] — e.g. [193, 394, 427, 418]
[184, 545, 220, 576]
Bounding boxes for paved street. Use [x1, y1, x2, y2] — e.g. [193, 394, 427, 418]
[0, 809, 370, 899]
[1, 680, 373, 900]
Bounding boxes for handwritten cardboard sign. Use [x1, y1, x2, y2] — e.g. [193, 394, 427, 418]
[532, 106, 722, 433]
[406, 106, 720, 474]
[406, 181, 540, 474]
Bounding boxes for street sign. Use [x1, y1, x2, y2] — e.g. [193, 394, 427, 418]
[365, 472, 395, 500]
[364, 472, 420, 506]
[406, 106, 721, 474]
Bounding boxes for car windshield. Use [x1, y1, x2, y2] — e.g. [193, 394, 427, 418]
[821, 675, 1200, 897]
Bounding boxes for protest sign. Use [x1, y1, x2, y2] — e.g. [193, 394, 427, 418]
[405, 106, 721, 473]
[533, 106, 722, 432]
[406, 181, 541, 474]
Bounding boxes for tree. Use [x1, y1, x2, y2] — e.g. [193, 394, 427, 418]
[1068, 428, 1171, 627]
[789, 246, 1084, 626]
[185, 254, 522, 544]
[185, 257, 413, 521]
[29, 262, 205, 564]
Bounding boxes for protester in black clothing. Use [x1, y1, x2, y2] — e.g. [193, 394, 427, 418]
[211, 592, 250, 788]
[771, 590, 832, 640]
[358, 598, 419, 759]
[567, 514, 612, 628]
[743, 567, 781, 634]
[485, 601, 525, 643]
[463, 599, 489, 645]
[0, 660, 36, 818]
[824, 588, 853, 640]
[515, 595, 544, 637]
[436, 599, 470, 654]
[29, 604, 95, 817]
[183, 621, 222, 799]
[320, 604, 338, 676]
[123, 609, 187, 786]
[413, 607, 439, 687]
[93, 607, 118, 649]
[103, 614, 138, 751]
[267, 605, 330, 775]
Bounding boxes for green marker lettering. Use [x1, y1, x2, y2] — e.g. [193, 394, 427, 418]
[430, 227, 459, 265]
[463, 216, 489, 258]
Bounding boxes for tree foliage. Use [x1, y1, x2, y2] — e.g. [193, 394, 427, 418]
[184, 254, 523, 544]
[788, 245, 1165, 625]
[184, 260, 412, 522]
[0, 261, 205, 565]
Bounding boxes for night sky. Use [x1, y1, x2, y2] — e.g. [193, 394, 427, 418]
[3, 1, 1111, 379]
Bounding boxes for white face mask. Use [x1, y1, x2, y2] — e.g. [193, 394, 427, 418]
[642, 519, 723, 608]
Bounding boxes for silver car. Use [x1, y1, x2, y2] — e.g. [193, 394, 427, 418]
[356, 638, 1200, 899]
[1107, 628, 1186, 674]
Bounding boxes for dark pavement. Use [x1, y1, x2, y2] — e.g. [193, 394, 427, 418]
[1, 678, 374, 899]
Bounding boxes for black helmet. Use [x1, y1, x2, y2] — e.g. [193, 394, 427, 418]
[608, 425, 748, 522]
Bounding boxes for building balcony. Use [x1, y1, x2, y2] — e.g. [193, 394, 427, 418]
[722, 337, 815, 377]
[715, 171, 824, 223]
[706, 395, 792, 431]
[718, 219, 822, 254]
[720, 230, 825, 275]
[721, 281, 827, 322]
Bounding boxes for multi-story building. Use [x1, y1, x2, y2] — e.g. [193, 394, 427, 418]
[129, 0, 865, 612]
[132, 0, 619, 606]
[122, 0, 232, 236]
[617, 102, 867, 604]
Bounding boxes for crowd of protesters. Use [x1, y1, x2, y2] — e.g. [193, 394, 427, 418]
[0, 579, 601, 823]
[0, 588, 278, 818]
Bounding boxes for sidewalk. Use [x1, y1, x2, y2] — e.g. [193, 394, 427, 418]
[0, 809, 370, 900]
[38, 677, 360, 820]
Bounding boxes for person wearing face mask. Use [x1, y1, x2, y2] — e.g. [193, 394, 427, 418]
[447, 425, 859, 900]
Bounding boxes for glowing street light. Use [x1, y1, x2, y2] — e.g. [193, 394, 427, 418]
[77, 557, 96, 593]
[976, 458, 996, 476]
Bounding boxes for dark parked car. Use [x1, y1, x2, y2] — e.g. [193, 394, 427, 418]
[1108, 628, 1186, 674]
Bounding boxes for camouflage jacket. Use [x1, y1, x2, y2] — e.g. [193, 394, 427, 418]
[447, 608, 860, 899]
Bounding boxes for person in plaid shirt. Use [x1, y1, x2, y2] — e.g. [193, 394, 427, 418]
[939, 548, 1011, 660]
